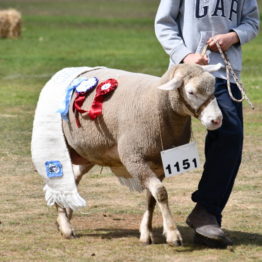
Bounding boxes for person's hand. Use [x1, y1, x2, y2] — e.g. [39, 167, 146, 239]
[207, 32, 240, 52]
[183, 53, 208, 65]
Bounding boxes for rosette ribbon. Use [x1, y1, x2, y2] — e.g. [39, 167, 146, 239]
[72, 77, 98, 127]
[88, 79, 118, 120]
[57, 77, 86, 120]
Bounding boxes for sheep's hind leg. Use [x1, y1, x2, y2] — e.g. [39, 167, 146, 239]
[140, 189, 156, 244]
[56, 204, 75, 239]
[56, 164, 93, 238]
[146, 176, 183, 246]
[64, 164, 93, 220]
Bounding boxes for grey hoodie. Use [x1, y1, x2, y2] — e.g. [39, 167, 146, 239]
[155, 0, 259, 81]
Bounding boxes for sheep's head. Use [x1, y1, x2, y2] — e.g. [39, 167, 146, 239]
[158, 63, 223, 131]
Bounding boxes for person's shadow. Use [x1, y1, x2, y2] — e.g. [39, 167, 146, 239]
[77, 225, 262, 249]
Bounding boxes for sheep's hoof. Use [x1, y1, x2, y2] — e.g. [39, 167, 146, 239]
[61, 227, 76, 239]
[62, 230, 76, 239]
[140, 238, 153, 245]
[140, 232, 154, 245]
[167, 239, 183, 247]
[55, 221, 75, 239]
[166, 229, 183, 246]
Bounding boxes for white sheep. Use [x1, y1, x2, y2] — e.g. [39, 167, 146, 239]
[0, 9, 21, 38]
[54, 64, 223, 245]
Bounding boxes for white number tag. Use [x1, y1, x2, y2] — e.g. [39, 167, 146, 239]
[161, 142, 200, 177]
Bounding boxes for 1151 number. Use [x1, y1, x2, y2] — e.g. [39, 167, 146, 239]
[165, 158, 197, 175]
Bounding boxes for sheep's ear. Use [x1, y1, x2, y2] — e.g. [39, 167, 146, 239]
[201, 63, 224, 72]
[157, 76, 182, 91]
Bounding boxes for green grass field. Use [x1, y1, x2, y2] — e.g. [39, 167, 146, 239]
[0, 1, 261, 261]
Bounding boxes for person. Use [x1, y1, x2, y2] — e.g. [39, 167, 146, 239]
[155, 0, 259, 247]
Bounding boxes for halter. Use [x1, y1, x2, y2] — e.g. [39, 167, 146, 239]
[177, 87, 215, 118]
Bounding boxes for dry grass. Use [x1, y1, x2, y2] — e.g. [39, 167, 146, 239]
[0, 0, 261, 261]
[0, 108, 261, 262]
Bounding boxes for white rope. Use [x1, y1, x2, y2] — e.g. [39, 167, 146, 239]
[201, 43, 254, 109]
[215, 41, 255, 109]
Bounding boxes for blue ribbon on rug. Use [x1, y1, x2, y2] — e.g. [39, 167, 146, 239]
[57, 77, 88, 120]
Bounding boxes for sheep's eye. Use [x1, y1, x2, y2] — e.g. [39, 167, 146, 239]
[188, 91, 194, 95]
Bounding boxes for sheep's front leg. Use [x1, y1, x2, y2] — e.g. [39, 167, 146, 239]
[119, 149, 182, 245]
[139, 189, 156, 244]
[146, 176, 183, 246]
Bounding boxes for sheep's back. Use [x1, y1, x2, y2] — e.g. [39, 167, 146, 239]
[63, 68, 161, 165]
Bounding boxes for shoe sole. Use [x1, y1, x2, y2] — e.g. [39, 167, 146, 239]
[194, 233, 233, 249]
[186, 218, 233, 244]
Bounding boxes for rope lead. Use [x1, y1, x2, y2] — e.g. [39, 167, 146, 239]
[202, 42, 255, 109]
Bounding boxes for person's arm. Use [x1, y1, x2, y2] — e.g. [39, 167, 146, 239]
[232, 0, 259, 45]
[208, 0, 259, 52]
[154, 0, 188, 64]
[155, 0, 207, 65]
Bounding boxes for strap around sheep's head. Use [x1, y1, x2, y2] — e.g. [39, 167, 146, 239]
[177, 87, 215, 118]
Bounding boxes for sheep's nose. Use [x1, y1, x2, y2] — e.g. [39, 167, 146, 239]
[211, 116, 222, 126]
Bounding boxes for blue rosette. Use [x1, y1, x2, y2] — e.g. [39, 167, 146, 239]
[58, 77, 98, 120]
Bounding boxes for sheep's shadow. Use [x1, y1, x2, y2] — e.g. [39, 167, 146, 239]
[77, 225, 262, 248]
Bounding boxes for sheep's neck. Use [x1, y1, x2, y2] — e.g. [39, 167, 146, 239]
[155, 87, 192, 147]
[154, 87, 188, 117]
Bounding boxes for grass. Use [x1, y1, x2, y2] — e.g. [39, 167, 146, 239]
[0, 0, 261, 261]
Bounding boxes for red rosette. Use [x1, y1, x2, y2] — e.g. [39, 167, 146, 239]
[88, 79, 118, 120]
[72, 77, 98, 127]
[73, 92, 88, 127]
[73, 92, 88, 114]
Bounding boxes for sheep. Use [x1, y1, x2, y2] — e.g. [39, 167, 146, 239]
[56, 63, 223, 245]
[0, 9, 21, 38]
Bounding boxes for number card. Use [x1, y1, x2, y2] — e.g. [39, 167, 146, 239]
[161, 142, 200, 177]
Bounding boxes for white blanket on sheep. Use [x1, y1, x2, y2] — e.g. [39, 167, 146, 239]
[31, 66, 102, 210]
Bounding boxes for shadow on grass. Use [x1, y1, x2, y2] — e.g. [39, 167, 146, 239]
[77, 225, 262, 248]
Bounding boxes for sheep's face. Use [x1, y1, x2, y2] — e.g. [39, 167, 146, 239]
[183, 72, 222, 130]
[183, 72, 215, 110]
[158, 64, 223, 131]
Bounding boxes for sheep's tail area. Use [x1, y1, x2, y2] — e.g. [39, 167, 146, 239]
[31, 66, 104, 210]
[43, 185, 86, 210]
